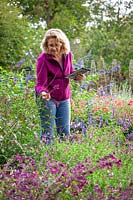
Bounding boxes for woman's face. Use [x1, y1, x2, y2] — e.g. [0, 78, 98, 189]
[47, 37, 62, 57]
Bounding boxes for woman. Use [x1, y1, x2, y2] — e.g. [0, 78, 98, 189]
[35, 28, 84, 144]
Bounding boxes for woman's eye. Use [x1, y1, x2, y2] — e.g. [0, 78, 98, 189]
[48, 43, 61, 47]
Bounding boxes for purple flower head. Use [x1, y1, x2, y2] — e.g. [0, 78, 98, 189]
[79, 121, 87, 136]
[49, 166, 59, 175]
[25, 51, 31, 56]
[99, 115, 103, 128]
[13, 76, 18, 85]
[80, 121, 84, 129]
[44, 152, 49, 157]
[80, 84, 86, 89]
[15, 154, 24, 163]
[98, 87, 105, 96]
[110, 107, 115, 118]
[128, 131, 133, 141]
[122, 113, 127, 127]
[26, 74, 34, 83]
[93, 184, 102, 195]
[106, 84, 111, 91]
[15, 58, 25, 67]
[112, 65, 121, 72]
[74, 59, 84, 68]
[127, 118, 131, 127]
[25, 51, 34, 57]
[117, 117, 123, 126]
[106, 70, 111, 75]
[41, 131, 53, 145]
[80, 83, 89, 89]
[115, 159, 122, 167]
[88, 112, 92, 126]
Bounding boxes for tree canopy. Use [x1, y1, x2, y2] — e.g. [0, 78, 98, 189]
[1, 0, 132, 69]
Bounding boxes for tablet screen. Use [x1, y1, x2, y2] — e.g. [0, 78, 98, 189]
[65, 68, 90, 79]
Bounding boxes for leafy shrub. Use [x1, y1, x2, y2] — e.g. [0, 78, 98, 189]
[0, 65, 133, 199]
[1, 150, 132, 200]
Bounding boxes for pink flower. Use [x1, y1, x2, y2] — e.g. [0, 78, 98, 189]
[128, 100, 133, 106]
[15, 154, 24, 163]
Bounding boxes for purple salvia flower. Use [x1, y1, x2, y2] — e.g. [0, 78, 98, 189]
[117, 117, 122, 126]
[80, 84, 86, 89]
[26, 74, 34, 83]
[127, 118, 131, 127]
[106, 84, 111, 92]
[103, 85, 107, 93]
[15, 58, 25, 67]
[13, 76, 18, 85]
[98, 87, 105, 96]
[112, 65, 121, 72]
[110, 107, 115, 118]
[80, 83, 89, 89]
[25, 51, 31, 56]
[106, 70, 111, 75]
[80, 122, 87, 137]
[88, 112, 92, 126]
[122, 113, 127, 127]
[99, 115, 103, 128]
[80, 121, 84, 129]
[128, 131, 133, 141]
[70, 122, 75, 129]
[75, 59, 84, 68]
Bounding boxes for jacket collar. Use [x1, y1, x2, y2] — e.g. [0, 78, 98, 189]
[45, 53, 66, 60]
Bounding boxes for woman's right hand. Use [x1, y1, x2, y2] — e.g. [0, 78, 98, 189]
[41, 91, 51, 100]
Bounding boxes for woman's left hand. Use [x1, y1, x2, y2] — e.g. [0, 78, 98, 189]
[74, 73, 85, 82]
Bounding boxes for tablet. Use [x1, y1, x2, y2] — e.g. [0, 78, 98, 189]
[65, 68, 90, 79]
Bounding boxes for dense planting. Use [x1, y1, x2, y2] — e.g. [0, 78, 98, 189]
[0, 67, 133, 199]
[1, 0, 132, 199]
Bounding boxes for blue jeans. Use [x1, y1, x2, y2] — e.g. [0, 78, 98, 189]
[36, 94, 70, 144]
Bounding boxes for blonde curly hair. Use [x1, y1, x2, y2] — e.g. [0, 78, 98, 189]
[41, 28, 70, 54]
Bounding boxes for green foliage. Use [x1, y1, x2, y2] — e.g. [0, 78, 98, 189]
[0, 0, 28, 66]
[0, 1, 133, 197]
[23, 25, 45, 60]
[73, 12, 132, 68]
[47, 1, 90, 38]
[1, 0, 132, 78]
[0, 67, 40, 165]
[0, 67, 133, 199]
[8, 0, 91, 38]
[0, 0, 46, 68]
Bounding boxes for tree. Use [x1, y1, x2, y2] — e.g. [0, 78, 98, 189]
[8, 0, 91, 38]
[0, 0, 45, 67]
[72, 0, 133, 68]
[0, 0, 28, 66]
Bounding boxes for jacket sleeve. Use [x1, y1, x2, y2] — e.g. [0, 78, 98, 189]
[35, 54, 49, 95]
[70, 52, 75, 73]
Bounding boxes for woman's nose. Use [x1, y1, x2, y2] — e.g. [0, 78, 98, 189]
[51, 46, 56, 50]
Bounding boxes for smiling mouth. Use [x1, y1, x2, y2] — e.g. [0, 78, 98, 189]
[51, 50, 57, 54]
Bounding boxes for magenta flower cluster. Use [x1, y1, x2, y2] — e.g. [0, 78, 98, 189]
[1, 153, 132, 199]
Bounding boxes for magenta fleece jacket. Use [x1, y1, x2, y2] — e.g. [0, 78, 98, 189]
[35, 52, 74, 101]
